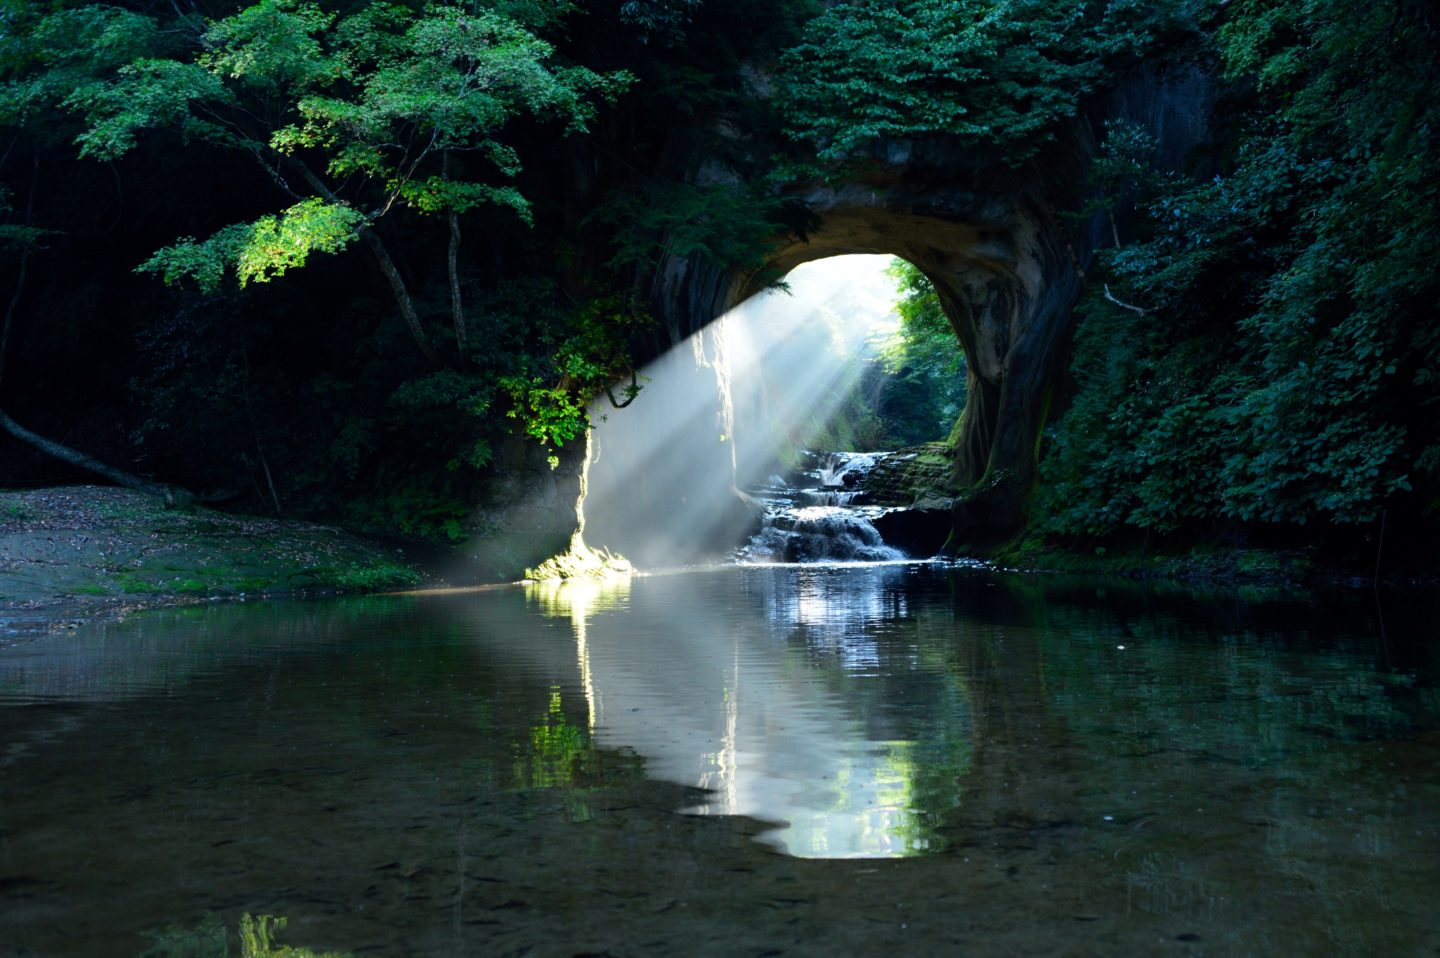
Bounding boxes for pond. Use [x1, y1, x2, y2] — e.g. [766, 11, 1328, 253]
[2, 563, 1438, 956]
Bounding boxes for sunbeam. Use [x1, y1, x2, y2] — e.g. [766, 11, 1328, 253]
[583, 255, 901, 569]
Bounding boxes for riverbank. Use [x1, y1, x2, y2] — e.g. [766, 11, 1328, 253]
[0, 485, 424, 645]
[994, 537, 1440, 592]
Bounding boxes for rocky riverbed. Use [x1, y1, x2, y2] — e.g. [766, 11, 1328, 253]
[0, 485, 423, 645]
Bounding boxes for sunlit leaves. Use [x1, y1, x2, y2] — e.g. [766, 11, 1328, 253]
[201, 0, 337, 91]
[876, 260, 966, 442]
[139, 198, 365, 291]
[500, 376, 590, 449]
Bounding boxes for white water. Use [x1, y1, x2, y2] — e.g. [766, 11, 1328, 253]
[736, 450, 905, 563]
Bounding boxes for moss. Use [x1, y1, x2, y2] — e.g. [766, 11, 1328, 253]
[175, 579, 210, 594]
[70, 584, 110, 596]
[863, 442, 960, 506]
[115, 575, 156, 594]
[308, 561, 423, 592]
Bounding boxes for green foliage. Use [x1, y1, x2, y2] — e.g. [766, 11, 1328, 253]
[140, 199, 366, 291]
[22, 0, 627, 307]
[345, 484, 470, 542]
[1034, 0, 1440, 544]
[315, 559, 423, 591]
[778, 0, 1200, 165]
[138, 912, 228, 958]
[593, 181, 805, 275]
[501, 376, 590, 451]
[876, 259, 967, 445]
[618, 0, 702, 45]
[499, 294, 650, 454]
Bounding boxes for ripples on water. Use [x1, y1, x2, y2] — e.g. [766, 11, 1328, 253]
[2, 564, 1438, 956]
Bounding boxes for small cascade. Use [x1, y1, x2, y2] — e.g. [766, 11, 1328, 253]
[816, 451, 882, 488]
[737, 451, 907, 563]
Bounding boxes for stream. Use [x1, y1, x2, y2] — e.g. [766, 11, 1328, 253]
[737, 451, 906, 563]
[2, 563, 1438, 955]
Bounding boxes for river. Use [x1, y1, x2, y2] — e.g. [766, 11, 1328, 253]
[2, 563, 1438, 955]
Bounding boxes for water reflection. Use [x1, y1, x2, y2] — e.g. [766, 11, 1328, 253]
[140, 913, 349, 958]
[1, 567, 1437, 956]
[523, 576, 633, 731]
[520, 565, 969, 857]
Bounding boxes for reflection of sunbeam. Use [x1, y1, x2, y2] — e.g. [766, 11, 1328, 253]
[584, 255, 900, 568]
[524, 577, 632, 731]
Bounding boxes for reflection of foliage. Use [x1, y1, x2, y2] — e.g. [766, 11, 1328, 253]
[524, 575, 633, 617]
[1030, 593, 1417, 770]
[513, 688, 590, 789]
[138, 913, 348, 958]
[239, 914, 348, 958]
[139, 913, 228, 958]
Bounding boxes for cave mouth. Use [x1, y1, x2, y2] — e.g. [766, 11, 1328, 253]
[580, 254, 962, 570]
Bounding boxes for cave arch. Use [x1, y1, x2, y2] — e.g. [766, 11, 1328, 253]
[647, 179, 1084, 551]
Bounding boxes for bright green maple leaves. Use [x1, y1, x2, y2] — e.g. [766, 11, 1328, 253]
[139, 198, 368, 291]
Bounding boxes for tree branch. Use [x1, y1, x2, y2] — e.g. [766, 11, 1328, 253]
[287, 157, 442, 365]
[1103, 283, 1154, 316]
[445, 150, 467, 352]
[0, 410, 191, 504]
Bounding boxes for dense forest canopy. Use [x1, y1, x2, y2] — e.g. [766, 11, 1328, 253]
[2, 0, 1436, 565]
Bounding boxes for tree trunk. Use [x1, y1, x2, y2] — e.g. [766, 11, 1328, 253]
[285, 156, 441, 366]
[359, 228, 441, 366]
[444, 151, 467, 352]
[0, 154, 38, 393]
[448, 211, 465, 351]
[0, 410, 190, 504]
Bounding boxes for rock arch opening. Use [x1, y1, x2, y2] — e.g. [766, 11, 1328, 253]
[583, 254, 924, 569]
[634, 186, 1082, 556]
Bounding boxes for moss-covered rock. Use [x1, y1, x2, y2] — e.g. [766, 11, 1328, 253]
[860, 443, 960, 507]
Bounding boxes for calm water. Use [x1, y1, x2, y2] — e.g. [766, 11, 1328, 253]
[2, 563, 1438, 956]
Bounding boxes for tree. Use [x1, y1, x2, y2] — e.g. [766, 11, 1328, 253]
[1030, 0, 1440, 547]
[778, 0, 1198, 167]
[15, 0, 628, 364]
[875, 260, 967, 446]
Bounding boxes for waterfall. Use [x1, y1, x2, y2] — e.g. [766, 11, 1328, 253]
[736, 451, 906, 564]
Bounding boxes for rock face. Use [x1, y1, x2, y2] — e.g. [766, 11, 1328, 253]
[467, 436, 587, 580]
